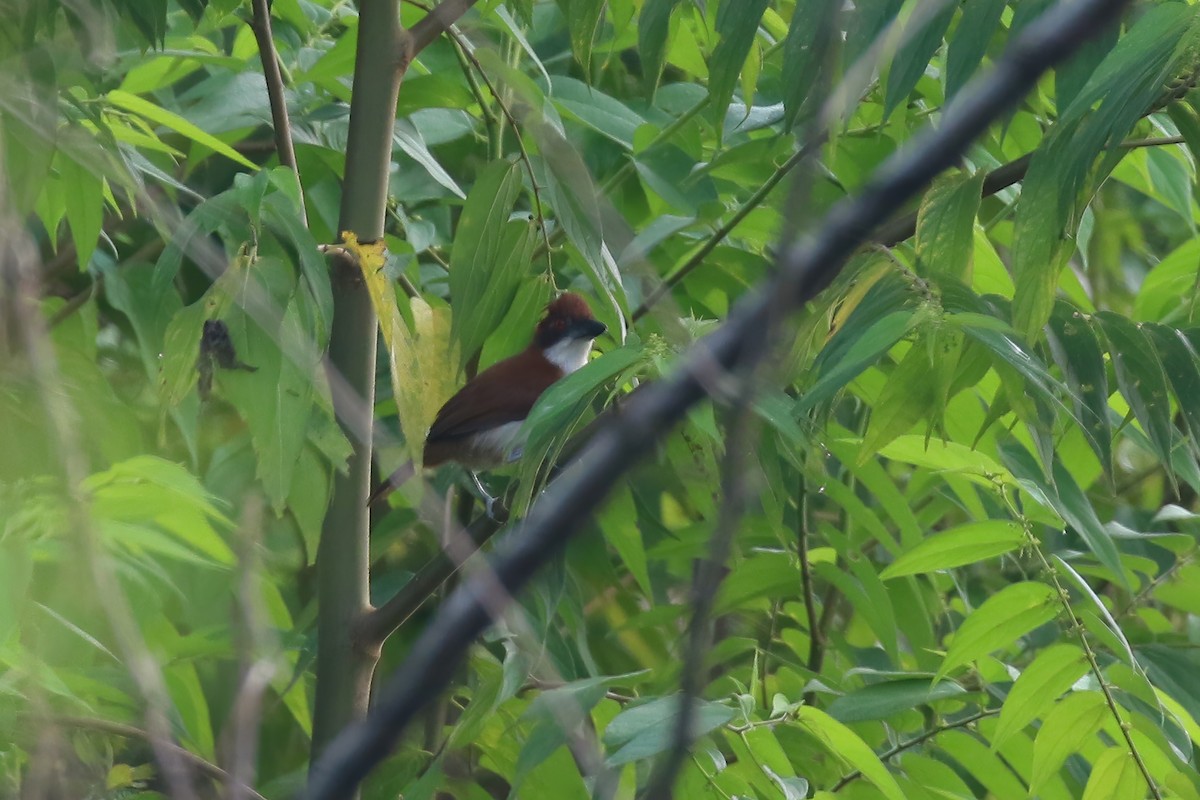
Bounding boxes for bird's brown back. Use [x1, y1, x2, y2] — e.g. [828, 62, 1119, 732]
[422, 347, 563, 467]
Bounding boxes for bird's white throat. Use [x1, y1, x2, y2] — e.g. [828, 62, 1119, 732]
[543, 336, 594, 374]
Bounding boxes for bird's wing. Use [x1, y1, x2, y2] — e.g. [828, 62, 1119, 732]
[425, 349, 562, 444]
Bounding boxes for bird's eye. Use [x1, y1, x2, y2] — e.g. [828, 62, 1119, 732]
[551, 318, 566, 331]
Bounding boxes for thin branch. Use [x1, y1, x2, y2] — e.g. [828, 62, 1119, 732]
[31, 715, 269, 800]
[356, 514, 502, 647]
[409, 0, 480, 56]
[830, 709, 1000, 792]
[632, 138, 824, 322]
[303, 3, 1131, 796]
[250, 0, 306, 227]
[640, 128, 1191, 320]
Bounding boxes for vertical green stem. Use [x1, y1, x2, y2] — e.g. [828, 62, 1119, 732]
[311, 0, 409, 764]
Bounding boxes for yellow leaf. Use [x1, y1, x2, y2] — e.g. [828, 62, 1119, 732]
[346, 232, 458, 465]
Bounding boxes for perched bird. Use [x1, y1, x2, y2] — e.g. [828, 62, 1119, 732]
[368, 291, 607, 512]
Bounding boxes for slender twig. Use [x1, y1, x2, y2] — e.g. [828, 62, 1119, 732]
[830, 709, 1000, 792]
[303, 4, 1132, 796]
[797, 482, 823, 706]
[29, 715, 270, 800]
[1017, 519, 1164, 799]
[632, 138, 824, 322]
[249, 0, 306, 227]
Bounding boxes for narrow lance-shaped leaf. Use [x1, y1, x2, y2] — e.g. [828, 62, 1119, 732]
[1096, 311, 1183, 493]
[945, 0, 1006, 100]
[558, 0, 606, 74]
[827, 678, 968, 723]
[708, 0, 770, 130]
[1012, 4, 1200, 338]
[915, 171, 985, 281]
[1030, 692, 1110, 795]
[449, 158, 526, 361]
[991, 644, 1089, 749]
[781, 0, 840, 128]
[638, 0, 682, 99]
[883, 2, 956, 119]
[881, 520, 1025, 579]
[1046, 303, 1113, 479]
[796, 707, 907, 800]
[935, 581, 1061, 682]
[997, 435, 1127, 587]
[1145, 323, 1200, 463]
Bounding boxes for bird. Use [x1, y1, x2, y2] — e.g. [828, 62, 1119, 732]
[367, 291, 607, 514]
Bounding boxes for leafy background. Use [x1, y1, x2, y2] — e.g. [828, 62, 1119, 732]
[4, 0, 1200, 798]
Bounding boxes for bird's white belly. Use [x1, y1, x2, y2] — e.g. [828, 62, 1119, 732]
[462, 421, 524, 468]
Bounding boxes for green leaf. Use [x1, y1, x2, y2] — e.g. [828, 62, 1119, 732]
[604, 695, 734, 765]
[884, 3, 955, 118]
[394, 119, 466, 199]
[1046, 304, 1113, 477]
[707, 0, 770, 129]
[881, 520, 1025, 579]
[558, 0, 605, 73]
[1012, 3, 1200, 338]
[915, 171, 985, 281]
[1145, 323, 1200, 462]
[997, 436, 1126, 586]
[1030, 691, 1109, 794]
[796, 707, 907, 800]
[800, 311, 916, 412]
[938, 729, 1029, 799]
[598, 484, 652, 596]
[827, 678, 968, 723]
[106, 89, 257, 170]
[845, 0, 904, 67]
[945, 0, 1006, 100]
[1138, 238, 1200, 326]
[449, 158, 531, 360]
[859, 335, 941, 459]
[935, 581, 1060, 681]
[0, 540, 32, 647]
[992, 644, 1089, 749]
[550, 77, 646, 150]
[874, 434, 1014, 487]
[1082, 747, 1148, 800]
[56, 152, 103, 272]
[781, 0, 839, 128]
[534, 133, 627, 320]
[520, 342, 643, 461]
[638, 0, 683, 98]
[1096, 311, 1180, 484]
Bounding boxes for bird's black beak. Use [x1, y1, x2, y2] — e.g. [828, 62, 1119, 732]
[574, 318, 607, 339]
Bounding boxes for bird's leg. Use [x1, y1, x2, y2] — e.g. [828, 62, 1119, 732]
[467, 471, 502, 521]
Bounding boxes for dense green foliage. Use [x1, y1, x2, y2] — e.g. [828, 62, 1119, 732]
[5, 0, 1200, 798]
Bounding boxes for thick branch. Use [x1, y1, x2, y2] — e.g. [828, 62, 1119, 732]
[304, 1, 1130, 796]
[409, 0, 479, 56]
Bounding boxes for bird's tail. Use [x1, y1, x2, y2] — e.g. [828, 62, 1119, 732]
[366, 459, 416, 507]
